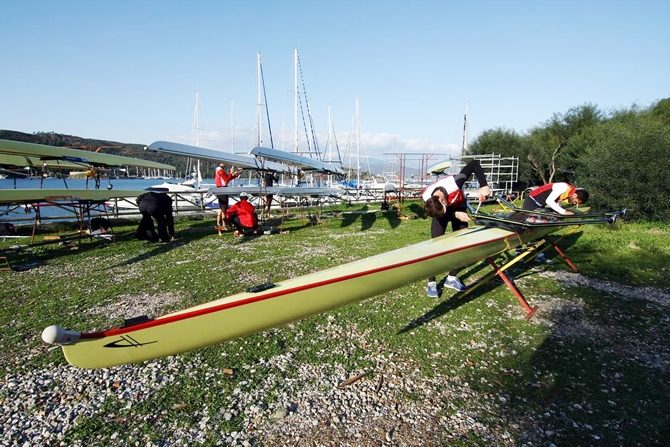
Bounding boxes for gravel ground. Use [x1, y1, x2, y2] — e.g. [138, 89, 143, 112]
[1, 271, 668, 446]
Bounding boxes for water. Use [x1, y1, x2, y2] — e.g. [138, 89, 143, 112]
[0, 177, 217, 224]
[0, 177, 203, 191]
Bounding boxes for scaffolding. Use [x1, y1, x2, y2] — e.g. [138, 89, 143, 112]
[451, 154, 519, 198]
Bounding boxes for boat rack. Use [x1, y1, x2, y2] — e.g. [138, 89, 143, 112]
[457, 233, 581, 319]
[461, 202, 623, 319]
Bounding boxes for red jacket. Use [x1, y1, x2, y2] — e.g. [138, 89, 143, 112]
[225, 199, 257, 228]
[215, 167, 240, 187]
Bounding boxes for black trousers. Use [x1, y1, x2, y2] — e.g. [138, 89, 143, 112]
[428, 207, 468, 282]
[136, 193, 174, 242]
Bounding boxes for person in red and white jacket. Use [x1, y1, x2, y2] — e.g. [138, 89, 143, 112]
[523, 182, 589, 215]
[422, 160, 490, 297]
[215, 163, 243, 228]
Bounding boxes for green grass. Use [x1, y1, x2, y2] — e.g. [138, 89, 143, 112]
[1, 203, 669, 445]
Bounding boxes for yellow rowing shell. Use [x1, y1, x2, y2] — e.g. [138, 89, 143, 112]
[43, 224, 557, 369]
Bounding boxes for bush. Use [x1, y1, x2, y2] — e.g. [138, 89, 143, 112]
[573, 117, 670, 221]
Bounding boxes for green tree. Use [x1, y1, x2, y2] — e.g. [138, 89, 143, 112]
[526, 103, 604, 185]
[467, 127, 523, 158]
[650, 98, 670, 126]
[574, 113, 670, 221]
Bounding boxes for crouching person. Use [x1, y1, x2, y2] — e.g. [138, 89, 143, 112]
[225, 192, 259, 237]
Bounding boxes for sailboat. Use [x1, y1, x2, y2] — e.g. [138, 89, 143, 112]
[112, 92, 216, 211]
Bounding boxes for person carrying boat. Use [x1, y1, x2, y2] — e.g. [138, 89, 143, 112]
[523, 183, 589, 215]
[225, 192, 258, 237]
[215, 163, 243, 229]
[135, 192, 176, 243]
[422, 160, 490, 297]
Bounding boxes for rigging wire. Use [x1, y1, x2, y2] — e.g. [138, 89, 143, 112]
[260, 61, 275, 149]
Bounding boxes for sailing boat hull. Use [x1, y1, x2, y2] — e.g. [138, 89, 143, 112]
[43, 223, 563, 369]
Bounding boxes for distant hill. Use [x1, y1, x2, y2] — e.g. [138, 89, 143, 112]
[0, 130, 190, 175]
[0, 130, 390, 180]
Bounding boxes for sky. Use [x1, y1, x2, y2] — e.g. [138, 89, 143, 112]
[1, 0, 668, 173]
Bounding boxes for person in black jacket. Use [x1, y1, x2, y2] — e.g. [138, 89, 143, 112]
[263, 171, 279, 217]
[135, 192, 175, 243]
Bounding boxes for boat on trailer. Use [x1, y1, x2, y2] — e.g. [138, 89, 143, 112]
[42, 207, 621, 369]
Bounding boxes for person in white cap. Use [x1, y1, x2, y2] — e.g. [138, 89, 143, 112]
[224, 192, 259, 237]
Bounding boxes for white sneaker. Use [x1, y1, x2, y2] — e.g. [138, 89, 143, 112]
[426, 281, 438, 298]
[535, 253, 554, 264]
[444, 275, 467, 292]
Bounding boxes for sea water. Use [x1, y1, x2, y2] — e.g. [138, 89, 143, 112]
[0, 177, 209, 191]
[0, 177, 217, 224]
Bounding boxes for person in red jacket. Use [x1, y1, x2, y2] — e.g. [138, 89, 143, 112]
[523, 182, 589, 215]
[225, 192, 258, 237]
[215, 163, 243, 228]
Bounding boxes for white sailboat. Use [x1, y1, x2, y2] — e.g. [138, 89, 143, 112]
[113, 92, 215, 211]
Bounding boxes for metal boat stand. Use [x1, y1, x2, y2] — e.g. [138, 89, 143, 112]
[457, 231, 582, 319]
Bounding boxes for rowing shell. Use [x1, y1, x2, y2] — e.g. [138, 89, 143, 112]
[0, 139, 175, 170]
[146, 141, 291, 173]
[44, 222, 566, 368]
[0, 189, 148, 205]
[206, 186, 343, 197]
[43, 206, 624, 370]
[250, 146, 344, 175]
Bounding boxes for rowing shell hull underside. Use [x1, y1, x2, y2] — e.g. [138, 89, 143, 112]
[57, 225, 555, 368]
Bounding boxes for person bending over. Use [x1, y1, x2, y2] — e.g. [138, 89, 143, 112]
[422, 160, 490, 297]
[135, 192, 175, 243]
[517, 182, 589, 262]
[523, 182, 589, 215]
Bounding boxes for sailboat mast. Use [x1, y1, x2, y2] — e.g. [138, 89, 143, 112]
[192, 91, 202, 187]
[327, 105, 332, 184]
[356, 97, 361, 197]
[461, 99, 469, 156]
[257, 52, 263, 147]
[294, 48, 299, 153]
[327, 104, 333, 163]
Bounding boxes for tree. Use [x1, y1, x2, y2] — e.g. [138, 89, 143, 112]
[574, 114, 670, 221]
[467, 127, 523, 158]
[650, 98, 670, 126]
[526, 103, 604, 185]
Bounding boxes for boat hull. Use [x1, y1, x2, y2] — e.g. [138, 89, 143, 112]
[0, 189, 148, 205]
[49, 224, 558, 368]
